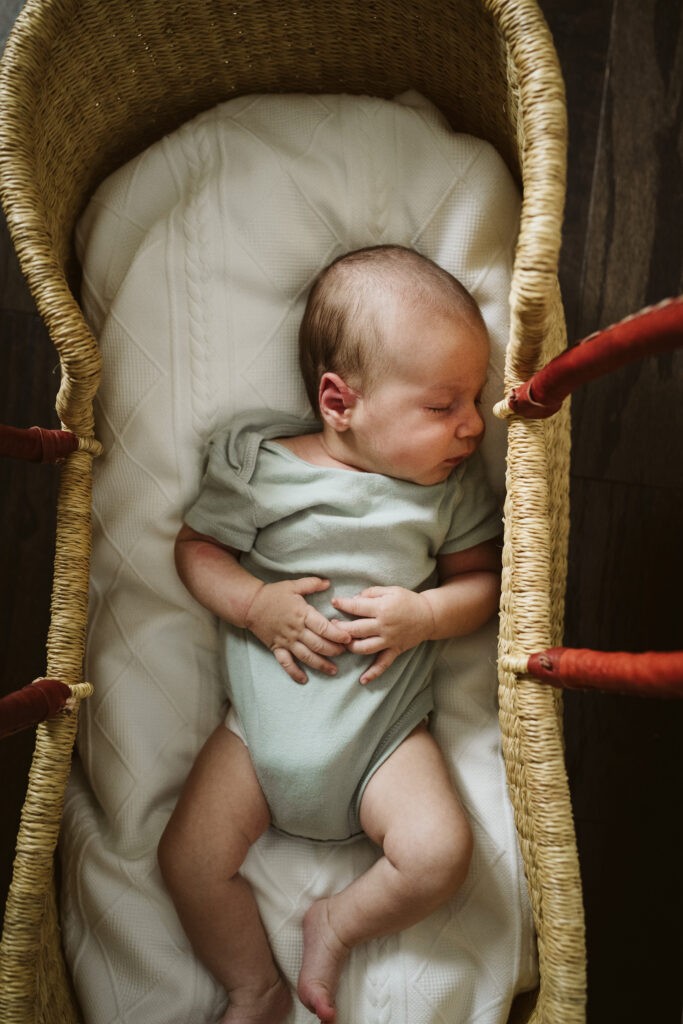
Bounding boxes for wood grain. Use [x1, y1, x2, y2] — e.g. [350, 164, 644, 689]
[541, 1, 683, 1020]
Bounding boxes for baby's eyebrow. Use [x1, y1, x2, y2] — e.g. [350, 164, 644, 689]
[426, 372, 490, 394]
[425, 380, 461, 392]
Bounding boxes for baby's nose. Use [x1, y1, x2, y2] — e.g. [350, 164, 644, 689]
[456, 404, 485, 439]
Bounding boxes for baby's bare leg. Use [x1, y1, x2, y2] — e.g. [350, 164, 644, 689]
[158, 725, 291, 1024]
[298, 723, 472, 1022]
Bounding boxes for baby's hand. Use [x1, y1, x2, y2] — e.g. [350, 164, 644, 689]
[331, 586, 435, 684]
[245, 577, 351, 684]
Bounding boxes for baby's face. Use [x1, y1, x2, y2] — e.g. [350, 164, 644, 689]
[349, 299, 489, 486]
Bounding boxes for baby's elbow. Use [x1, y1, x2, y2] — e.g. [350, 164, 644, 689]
[174, 525, 193, 581]
[174, 523, 217, 577]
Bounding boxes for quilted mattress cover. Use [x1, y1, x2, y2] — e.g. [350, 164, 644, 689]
[60, 90, 537, 1023]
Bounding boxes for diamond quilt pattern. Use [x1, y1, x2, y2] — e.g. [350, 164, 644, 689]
[60, 91, 536, 1023]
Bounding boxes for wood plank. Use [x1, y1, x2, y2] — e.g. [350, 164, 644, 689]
[567, 0, 683, 485]
[543, 1, 683, 1020]
[539, 0, 615, 342]
[564, 472, 683, 1022]
[576, 0, 683, 329]
[564, 476, 683, 652]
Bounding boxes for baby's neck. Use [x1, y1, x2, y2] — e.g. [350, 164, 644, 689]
[275, 430, 362, 472]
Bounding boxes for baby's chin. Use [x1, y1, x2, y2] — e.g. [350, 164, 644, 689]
[393, 464, 457, 487]
[359, 451, 464, 486]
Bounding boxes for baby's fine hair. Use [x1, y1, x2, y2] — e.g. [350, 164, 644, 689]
[298, 244, 484, 416]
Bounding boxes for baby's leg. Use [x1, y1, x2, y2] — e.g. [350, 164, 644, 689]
[158, 725, 291, 1024]
[298, 723, 472, 1022]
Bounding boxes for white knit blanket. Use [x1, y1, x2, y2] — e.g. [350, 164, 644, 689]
[60, 90, 536, 1024]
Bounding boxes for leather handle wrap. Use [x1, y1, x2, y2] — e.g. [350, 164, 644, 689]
[0, 424, 80, 462]
[0, 679, 73, 739]
[504, 296, 683, 419]
[527, 647, 683, 698]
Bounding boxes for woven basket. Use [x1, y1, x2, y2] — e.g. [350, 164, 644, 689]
[0, 1, 584, 1021]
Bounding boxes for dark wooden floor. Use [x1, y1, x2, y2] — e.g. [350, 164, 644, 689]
[543, 3, 683, 1021]
[1, 1, 681, 1021]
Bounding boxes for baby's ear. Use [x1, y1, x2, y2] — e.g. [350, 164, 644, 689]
[318, 372, 358, 431]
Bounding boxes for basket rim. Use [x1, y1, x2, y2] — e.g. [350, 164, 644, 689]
[0, 0, 566, 395]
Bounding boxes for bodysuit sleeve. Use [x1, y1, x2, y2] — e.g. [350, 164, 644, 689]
[440, 452, 502, 554]
[183, 425, 259, 553]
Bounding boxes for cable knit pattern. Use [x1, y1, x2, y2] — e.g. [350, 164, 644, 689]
[365, 935, 398, 1024]
[62, 92, 535, 1024]
[178, 117, 220, 441]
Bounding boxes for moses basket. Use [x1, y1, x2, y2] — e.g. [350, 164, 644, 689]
[0, 0, 592, 1021]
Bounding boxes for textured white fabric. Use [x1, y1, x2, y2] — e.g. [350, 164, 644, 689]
[61, 91, 536, 1024]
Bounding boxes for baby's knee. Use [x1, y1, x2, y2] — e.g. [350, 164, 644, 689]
[157, 814, 210, 898]
[157, 807, 257, 898]
[427, 823, 472, 899]
[399, 814, 473, 902]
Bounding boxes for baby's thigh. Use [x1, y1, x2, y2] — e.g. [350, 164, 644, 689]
[359, 724, 472, 869]
[160, 724, 270, 873]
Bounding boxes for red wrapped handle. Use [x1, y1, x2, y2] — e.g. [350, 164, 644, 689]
[0, 424, 79, 462]
[505, 296, 683, 418]
[0, 678, 73, 739]
[527, 648, 683, 698]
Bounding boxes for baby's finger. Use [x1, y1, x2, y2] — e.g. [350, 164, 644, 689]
[301, 627, 346, 657]
[331, 594, 377, 619]
[348, 636, 385, 656]
[358, 586, 390, 599]
[335, 617, 378, 640]
[305, 608, 351, 645]
[291, 576, 331, 596]
[291, 641, 338, 677]
[359, 648, 399, 685]
[273, 646, 308, 685]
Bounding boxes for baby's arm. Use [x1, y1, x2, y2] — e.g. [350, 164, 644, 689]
[175, 524, 351, 683]
[331, 538, 501, 684]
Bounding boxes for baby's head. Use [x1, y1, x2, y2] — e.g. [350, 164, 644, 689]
[299, 245, 486, 417]
[299, 245, 490, 485]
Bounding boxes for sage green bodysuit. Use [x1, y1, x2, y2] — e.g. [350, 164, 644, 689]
[185, 412, 500, 842]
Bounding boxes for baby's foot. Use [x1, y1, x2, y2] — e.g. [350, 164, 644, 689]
[297, 898, 350, 1023]
[220, 975, 292, 1024]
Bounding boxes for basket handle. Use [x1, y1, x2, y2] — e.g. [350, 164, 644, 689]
[0, 678, 73, 739]
[0, 423, 103, 461]
[523, 648, 683, 698]
[0, 424, 79, 462]
[495, 295, 683, 419]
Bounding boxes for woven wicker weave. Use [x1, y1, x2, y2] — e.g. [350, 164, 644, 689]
[0, 1, 584, 1021]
